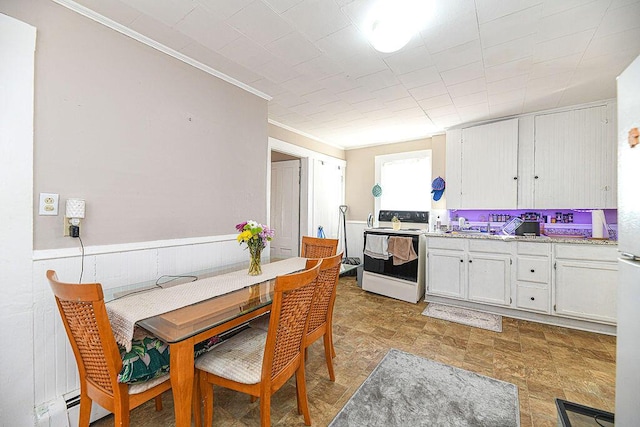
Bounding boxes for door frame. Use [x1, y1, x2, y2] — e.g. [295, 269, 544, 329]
[267, 137, 346, 247]
[0, 13, 36, 425]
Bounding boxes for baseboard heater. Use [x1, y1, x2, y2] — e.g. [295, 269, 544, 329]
[36, 392, 109, 427]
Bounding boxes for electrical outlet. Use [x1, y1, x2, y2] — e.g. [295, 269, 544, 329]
[39, 193, 59, 215]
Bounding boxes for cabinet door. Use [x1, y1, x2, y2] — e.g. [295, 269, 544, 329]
[461, 119, 518, 209]
[467, 253, 511, 306]
[445, 129, 463, 209]
[554, 260, 617, 324]
[533, 105, 615, 208]
[427, 250, 466, 299]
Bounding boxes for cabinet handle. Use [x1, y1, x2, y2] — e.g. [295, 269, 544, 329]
[460, 259, 464, 263]
[513, 176, 518, 180]
[530, 269, 535, 273]
[534, 175, 539, 179]
[469, 260, 473, 263]
[530, 297, 535, 301]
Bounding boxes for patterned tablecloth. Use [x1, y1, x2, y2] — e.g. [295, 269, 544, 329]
[106, 257, 307, 350]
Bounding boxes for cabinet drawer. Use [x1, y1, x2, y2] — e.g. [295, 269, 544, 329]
[428, 237, 466, 251]
[517, 258, 550, 283]
[516, 285, 549, 313]
[468, 239, 512, 254]
[517, 242, 551, 256]
[555, 244, 618, 262]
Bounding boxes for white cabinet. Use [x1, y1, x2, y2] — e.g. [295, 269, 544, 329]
[467, 253, 511, 306]
[515, 242, 552, 314]
[553, 244, 618, 324]
[427, 237, 512, 307]
[533, 105, 616, 208]
[426, 237, 618, 331]
[460, 119, 519, 209]
[445, 102, 616, 210]
[445, 128, 462, 208]
[427, 249, 466, 299]
[446, 119, 518, 209]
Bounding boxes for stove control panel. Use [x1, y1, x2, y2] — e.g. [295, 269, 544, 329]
[378, 210, 429, 223]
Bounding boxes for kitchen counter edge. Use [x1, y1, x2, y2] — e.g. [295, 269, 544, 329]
[424, 232, 617, 245]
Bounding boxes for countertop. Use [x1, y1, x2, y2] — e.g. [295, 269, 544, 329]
[425, 231, 618, 246]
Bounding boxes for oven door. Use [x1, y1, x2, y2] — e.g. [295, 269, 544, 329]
[363, 231, 419, 282]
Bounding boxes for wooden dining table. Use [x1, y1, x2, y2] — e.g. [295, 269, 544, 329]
[104, 258, 306, 427]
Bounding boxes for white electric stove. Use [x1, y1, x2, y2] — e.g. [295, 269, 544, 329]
[362, 211, 428, 303]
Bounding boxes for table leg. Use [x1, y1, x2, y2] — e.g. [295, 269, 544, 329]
[171, 340, 194, 427]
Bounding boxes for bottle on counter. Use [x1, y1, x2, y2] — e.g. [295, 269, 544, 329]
[436, 216, 442, 232]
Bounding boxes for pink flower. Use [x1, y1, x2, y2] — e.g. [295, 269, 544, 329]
[235, 221, 248, 232]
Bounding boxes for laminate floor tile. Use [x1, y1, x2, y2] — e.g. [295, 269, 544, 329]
[91, 276, 616, 426]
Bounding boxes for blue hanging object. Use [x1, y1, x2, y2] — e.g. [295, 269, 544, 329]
[317, 226, 325, 238]
[372, 183, 382, 197]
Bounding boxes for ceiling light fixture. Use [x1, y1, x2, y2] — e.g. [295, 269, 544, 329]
[364, 0, 435, 54]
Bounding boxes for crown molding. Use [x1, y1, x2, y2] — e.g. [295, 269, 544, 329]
[51, 0, 271, 101]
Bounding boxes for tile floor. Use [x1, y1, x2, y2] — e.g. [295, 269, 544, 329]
[92, 276, 616, 426]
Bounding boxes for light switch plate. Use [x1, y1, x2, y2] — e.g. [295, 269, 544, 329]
[39, 193, 59, 215]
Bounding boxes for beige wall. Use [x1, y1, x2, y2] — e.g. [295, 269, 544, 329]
[3, 0, 269, 250]
[345, 135, 446, 220]
[268, 123, 346, 160]
[431, 134, 447, 211]
[271, 151, 299, 162]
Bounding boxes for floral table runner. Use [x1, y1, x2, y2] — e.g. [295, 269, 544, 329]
[106, 257, 307, 350]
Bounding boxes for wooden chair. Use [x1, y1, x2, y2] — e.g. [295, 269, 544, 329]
[304, 252, 343, 381]
[249, 254, 344, 379]
[46, 270, 171, 427]
[300, 236, 338, 258]
[193, 260, 322, 427]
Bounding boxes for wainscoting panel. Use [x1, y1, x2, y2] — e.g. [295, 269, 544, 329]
[346, 221, 366, 263]
[94, 250, 159, 291]
[33, 256, 84, 406]
[31, 234, 250, 420]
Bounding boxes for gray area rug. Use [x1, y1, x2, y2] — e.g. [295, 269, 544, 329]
[423, 303, 503, 332]
[330, 349, 519, 427]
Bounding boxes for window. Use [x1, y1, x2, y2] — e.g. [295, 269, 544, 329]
[375, 150, 432, 212]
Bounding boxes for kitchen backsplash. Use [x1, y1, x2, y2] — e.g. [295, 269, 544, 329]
[449, 209, 618, 240]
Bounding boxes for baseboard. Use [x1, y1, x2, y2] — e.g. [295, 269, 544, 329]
[425, 295, 617, 336]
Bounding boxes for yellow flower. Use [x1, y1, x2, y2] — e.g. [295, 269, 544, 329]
[237, 230, 252, 242]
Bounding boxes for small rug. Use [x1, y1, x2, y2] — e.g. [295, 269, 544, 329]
[329, 349, 519, 427]
[423, 303, 502, 332]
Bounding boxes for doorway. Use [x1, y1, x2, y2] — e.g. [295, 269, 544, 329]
[270, 151, 301, 259]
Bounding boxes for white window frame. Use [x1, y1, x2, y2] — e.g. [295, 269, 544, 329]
[374, 150, 432, 215]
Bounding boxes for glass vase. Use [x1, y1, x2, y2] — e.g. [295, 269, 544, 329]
[248, 245, 262, 276]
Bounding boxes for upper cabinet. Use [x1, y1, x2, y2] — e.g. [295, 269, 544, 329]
[446, 102, 617, 210]
[446, 119, 519, 209]
[532, 106, 616, 208]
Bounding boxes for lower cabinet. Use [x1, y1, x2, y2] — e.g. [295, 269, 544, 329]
[515, 242, 552, 314]
[427, 237, 512, 308]
[554, 259, 618, 324]
[427, 249, 466, 299]
[467, 253, 511, 306]
[516, 285, 550, 312]
[553, 244, 618, 325]
[426, 237, 618, 329]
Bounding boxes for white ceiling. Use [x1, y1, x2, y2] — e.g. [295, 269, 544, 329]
[72, 0, 640, 149]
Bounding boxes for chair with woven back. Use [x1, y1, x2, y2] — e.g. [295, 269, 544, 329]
[46, 270, 171, 427]
[250, 246, 343, 380]
[300, 236, 338, 258]
[193, 259, 322, 427]
[303, 252, 343, 381]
